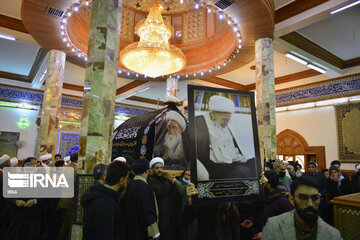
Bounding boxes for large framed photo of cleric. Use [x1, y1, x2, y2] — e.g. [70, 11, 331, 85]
[188, 85, 263, 205]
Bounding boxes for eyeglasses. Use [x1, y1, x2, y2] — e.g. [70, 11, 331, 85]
[295, 193, 321, 202]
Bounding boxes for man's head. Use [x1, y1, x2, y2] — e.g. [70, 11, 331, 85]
[132, 158, 150, 177]
[287, 162, 297, 173]
[208, 95, 235, 128]
[93, 163, 108, 184]
[331, 160, 341, 169]
[290, 177, 320, 223]
[307, 161, 318, 175]
[105, 161, 131, 191]
[321, 169, 329, 179]
[70, 152, 78, 163]
[264, 170, 279, 190]
[40, 154, 52, 166]
[0, 154, 11, 168]
[273, 160, 287, 178]
[182, 169, 191, 181]
[55, 154, 62, 161]
[149, 157, 164, 177]
[329, 166, 340, 182]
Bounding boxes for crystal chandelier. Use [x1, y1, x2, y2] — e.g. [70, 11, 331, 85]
[120, 2, 186, 78]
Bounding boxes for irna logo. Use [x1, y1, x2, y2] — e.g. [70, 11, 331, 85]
[8, 172, 69, 188]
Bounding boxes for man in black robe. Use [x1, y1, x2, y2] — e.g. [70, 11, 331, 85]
[81, 161, 131, 240]
[148, 157, 187, 240]
[124, 158, 159, 240]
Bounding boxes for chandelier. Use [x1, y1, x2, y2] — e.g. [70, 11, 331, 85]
[120, 2, 186, 78]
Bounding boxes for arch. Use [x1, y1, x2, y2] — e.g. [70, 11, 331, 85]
[277, 129, 309, 155]
[276, 129, 326, 171]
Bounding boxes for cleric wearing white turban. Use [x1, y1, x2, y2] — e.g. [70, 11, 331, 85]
[153, 110, 189, 168]
[195, 95, 255, 180]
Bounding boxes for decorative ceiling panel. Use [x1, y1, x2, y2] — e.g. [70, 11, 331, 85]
[124, 0, 196, 14]
[215, 15, 227, 33]
[172, 16, 182, 44]
[182, 9, 205, 44]
[120, 7, 135, 42]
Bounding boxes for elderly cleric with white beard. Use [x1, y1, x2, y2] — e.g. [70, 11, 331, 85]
[153, 110, 189, 168]
[196, 95, 256, 180]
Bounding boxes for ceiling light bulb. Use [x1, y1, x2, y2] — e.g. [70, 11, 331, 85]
[66, 43, 70, 47]
[73, 6, 79, 12]
[195, 3, 199, 9]
[207, 7, 211, 13]
[62, 37, 68, 42]
[67, 12, 72, 17]
[85, 57, 88, 61]
[118, 70, 122, 74]
[85, 1, 89, 6]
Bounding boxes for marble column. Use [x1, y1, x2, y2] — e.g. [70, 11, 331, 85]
[78, 0, 122, 174]
[255, 38, 277, 164]
[37, 50, 66, 159]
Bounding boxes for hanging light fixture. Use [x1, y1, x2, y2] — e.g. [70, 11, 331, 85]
[120, 1, 186, 78]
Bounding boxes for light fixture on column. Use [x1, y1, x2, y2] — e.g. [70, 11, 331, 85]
[120, 1, 186, 78]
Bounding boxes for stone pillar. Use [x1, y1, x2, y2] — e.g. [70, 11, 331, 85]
[255, 38, 277, 164]
[37, 50, 66, 159]
[78, 0, 122, 174]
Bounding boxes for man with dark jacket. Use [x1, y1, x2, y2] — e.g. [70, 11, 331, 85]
[81, 161, 131, 240]
[350, 164, 360, 193]
[124, 158, 159, 240]
[262, 170, 293, 228]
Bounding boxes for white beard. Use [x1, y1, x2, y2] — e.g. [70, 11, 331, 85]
[164, 132, 183, 159]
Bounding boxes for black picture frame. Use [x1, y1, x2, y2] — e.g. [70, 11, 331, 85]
[188, 85, 263, 205]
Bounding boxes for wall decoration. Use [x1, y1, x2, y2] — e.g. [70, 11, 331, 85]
[0, 85, 151, 116]
[0, 131, 19, 157]
[57, 131, 80, 157]
[335, 102, 360, 163]
[17, 116, 30, 129]
[182, 9, 206, 44]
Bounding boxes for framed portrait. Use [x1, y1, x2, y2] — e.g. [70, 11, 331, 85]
[188, 85, 263, 205]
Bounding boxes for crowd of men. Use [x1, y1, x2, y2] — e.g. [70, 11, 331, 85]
[1, 152, 360, 240]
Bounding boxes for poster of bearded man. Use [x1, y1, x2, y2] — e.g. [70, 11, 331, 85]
[153, 109, 190, 169]
[187, 85, 263, 205]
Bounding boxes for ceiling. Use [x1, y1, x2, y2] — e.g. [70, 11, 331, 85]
[0, 0, 360, 109]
